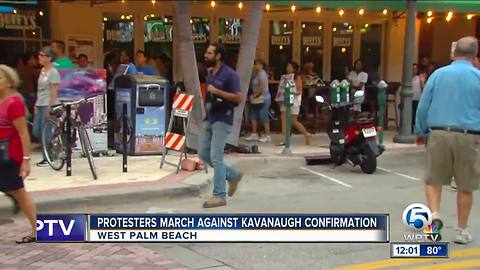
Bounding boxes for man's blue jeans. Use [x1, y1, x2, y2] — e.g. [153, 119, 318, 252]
[199, 121, 240, 199]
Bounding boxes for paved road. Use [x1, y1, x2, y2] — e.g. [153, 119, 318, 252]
[1, 150, 479, 269]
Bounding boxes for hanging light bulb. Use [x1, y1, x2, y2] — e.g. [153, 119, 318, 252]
[316, 6, 321, 14]
[121, 15, 125, 19]
[103, 17, 108, 21]
[333, 27, 337, 32]
[382, 9, 388, 15]
[341, 47, 346, 53]
[13, 9, 17, 14]
[39, 10, 44, 16]
[348, 25, 352, 30]
[306, 46, 310, 52]
[121, 0, 125, 3]
[427, 10, 433, 17]
[339, 9, 345, 16]
[446, 11, 453, 22]
[364, 23, 369, 28]
[265, 3, 270, 11]
[144, 16, 148, 21]
[467, 14, 474, 20]
[359, 8, 365, 16]
[302, 24, 305, 28]
[32, 31, 36, 36]
[238, 2, 243, 10]
[210, 1, 215, 8]
[190, 19, 193, 24]
[318, 25, 322, 30]
[151, 0, 156, 4]
[427, 17, 433, 24]
[279, 45, 283, 50]
[291, 4, 296, 12]
[164, 18, 168, 23]
[283, 23, 287, 28]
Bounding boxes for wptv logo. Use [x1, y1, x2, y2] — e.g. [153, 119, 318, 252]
[36, 215, 86, 242]
[402, 203, 441, 242]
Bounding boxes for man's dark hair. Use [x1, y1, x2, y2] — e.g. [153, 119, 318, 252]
[210, 43, 227, 62]
[136, 50, 148, 58]
[77, 53, 88, 60]
[254, 58, 268, 70]
[52, 40, 66, 53]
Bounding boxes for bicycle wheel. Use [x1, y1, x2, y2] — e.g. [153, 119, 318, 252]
[42, 118, 65, 171]
[78, 127, 97, 180]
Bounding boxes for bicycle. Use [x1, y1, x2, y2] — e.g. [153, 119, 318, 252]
[41, 96, 99, 180]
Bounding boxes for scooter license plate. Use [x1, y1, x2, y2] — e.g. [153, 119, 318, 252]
[362, 127, 377, 138]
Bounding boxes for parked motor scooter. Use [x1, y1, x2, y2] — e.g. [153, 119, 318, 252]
[315, 91, 384, 174]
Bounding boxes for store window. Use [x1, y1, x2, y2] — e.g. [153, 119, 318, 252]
[330, 22, 353, 81]
[144, 16, 173, 81]
[219, 18, 242, 69]
[103, 19, 135, 61]
[360, 24, 382, 85]
[269, 21, 293, 80]
[301, 22, 324, 77]
[191, 17, 210, 62]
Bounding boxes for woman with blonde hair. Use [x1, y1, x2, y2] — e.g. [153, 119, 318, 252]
[0, 64, 37, 243]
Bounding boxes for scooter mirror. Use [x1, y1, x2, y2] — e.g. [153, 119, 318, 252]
[315, 95, 325, 103]
[354, 90, 365, 98]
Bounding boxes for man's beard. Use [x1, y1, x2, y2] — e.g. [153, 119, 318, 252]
[205, 58, 216, 67]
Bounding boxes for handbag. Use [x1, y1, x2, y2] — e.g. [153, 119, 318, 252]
[249, 94, 264, 105]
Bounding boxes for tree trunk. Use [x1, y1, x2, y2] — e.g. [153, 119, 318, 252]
[227, 1, 265, 146]
[172, 2, 205, 150]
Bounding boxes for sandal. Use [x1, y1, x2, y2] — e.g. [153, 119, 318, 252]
[16, 235, 36, 244]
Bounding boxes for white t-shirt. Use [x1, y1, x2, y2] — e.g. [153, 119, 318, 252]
[36, 68, 61, 106]
[412, 75, 422, 101]
[347, 71, 368, 91]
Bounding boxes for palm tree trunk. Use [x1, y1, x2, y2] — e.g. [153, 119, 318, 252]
[172, 2, 205, 150]
[227, 1, 265, 146]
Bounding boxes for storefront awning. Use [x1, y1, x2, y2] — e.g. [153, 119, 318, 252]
[269, 1, 480, 13]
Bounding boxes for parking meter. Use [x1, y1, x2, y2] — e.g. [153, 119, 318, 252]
[330, 80, 340, 105]
[377, 80, 388, 146]
[282, 79, 295, 155]
[340, 79, 350, 103]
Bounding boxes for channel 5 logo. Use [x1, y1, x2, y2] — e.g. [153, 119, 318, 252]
[36, 215, 86, 242]
[402, 203, 432, 230]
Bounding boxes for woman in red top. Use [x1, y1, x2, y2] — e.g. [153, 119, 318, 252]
[0, 64, 37, 243]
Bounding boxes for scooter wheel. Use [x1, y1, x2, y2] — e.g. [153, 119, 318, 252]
[360, 148, 377, 174]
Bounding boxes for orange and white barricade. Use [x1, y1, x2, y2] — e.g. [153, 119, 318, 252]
[160, 93, 194, 173]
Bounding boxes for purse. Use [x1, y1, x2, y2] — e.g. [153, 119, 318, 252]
[249, 94, 264, 105]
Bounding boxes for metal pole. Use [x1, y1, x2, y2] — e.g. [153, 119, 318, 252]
[66, 104, 72, 177]
[122, 103, 128, 173]
[394, 0, 416, 144]
[282, 81, 293, 155]
[377, 81, 388, 147]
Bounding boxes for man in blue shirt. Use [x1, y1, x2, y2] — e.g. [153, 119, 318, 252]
[200, 43, 243, 208]
[135, 50, 158, 76]
[415, 36, 480, 245]
[119, 50, 137, 74]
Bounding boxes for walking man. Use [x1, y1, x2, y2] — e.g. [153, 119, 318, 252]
[416, 36, 480, 244]
[200, 43, 243, 208]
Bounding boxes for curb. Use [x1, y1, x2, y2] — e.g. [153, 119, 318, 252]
[0, 170, 212, 216]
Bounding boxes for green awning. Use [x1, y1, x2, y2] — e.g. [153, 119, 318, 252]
[268, 1, 480, 13]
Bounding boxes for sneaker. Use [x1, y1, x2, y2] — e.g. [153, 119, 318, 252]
[431, 212, 444, 230]
[454, 229, 473, 244]
[259, 135, 271, 143]
[202, 197, 227, 208]
[245, 134, 259, 141]
[228, 172, 244, 197]
[36, 159, 49, 167]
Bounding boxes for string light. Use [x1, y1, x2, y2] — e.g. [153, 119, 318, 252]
[283, 23, 287, 28]
[150, 14, 155, 17]
[164, 18, 168, 22]
[265, 3, 270, 11]
[427, 10, 433, 17]
[32, 31, 36, 36]
[316, 6, 321, 14]
[279, 45, 283, 50]
[364, 23, 369, 28]
[302, 24, 305, 28]
[306, 46, 310, 52]
[121, 15, 125, 19]
[341, 47, 346, 53]
[210, 1, 215, 8]
[339, 9, 345, 16]
[382, 9, 388, 15]
[144, 16, 147, 21]
[359, 8, 365, 15]
[13, 9, 17, 14]
[151, 0, 155, 4]
[39, 10, 44, 16]
[190, 19, 193, 24]
[348, 25, 352, 30]
[333, 27, 337, 32]
[467, 14, 474, 20]
[103, 17, 108, 21]
[427, 17, 433, 23]
[318, 25, 322, 30]
[291, 4, 296, 12]
[446, 11, 453, 22]
[121, 0, 125, 3]
[238, 2, 243, 10]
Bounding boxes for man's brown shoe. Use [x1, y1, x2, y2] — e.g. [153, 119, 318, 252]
[228, 173, 243, 197]
[202, 197, 227, 208]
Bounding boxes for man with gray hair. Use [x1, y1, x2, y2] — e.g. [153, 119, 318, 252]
[416, 36, 480, 244]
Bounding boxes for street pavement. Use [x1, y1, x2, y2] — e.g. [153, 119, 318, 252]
[1, 148, 479, 269]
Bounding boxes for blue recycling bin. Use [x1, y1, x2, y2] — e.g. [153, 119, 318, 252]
[114, 74, 169, 155]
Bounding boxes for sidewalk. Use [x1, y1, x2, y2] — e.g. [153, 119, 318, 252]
[0, 130, 421, 214]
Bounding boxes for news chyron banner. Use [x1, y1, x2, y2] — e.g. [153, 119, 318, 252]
[37, 214, 389, 243]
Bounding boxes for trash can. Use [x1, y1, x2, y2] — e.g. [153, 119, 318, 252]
[114, 74, 169, 155]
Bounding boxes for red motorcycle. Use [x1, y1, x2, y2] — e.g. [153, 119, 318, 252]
[316, 91, 384, 174]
